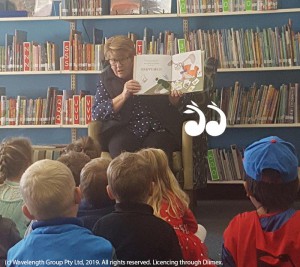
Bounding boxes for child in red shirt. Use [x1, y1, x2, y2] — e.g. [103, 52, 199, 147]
[222, 136, 300, 267]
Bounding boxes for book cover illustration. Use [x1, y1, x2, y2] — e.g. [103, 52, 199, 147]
[134, 50, 204, 95]
[140, 0, 172, 14]
[110, 0, 140, 15]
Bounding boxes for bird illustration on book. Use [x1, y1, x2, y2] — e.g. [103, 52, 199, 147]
[154, 77, 171, 94]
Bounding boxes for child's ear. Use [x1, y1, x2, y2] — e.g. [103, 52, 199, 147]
[106, 185, 115, 200]
[22, 205, 35, 220]
[74, 187, 81, 205]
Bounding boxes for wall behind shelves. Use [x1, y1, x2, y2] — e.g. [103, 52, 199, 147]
[1, 1, 300, 154]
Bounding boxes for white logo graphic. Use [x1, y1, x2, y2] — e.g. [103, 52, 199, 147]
[184, 101, 227, 137]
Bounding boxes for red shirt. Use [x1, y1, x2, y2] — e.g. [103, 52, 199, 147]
[223, 209, 300, 267]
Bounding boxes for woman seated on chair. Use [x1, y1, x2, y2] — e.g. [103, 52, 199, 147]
[92, 35, 185, 162]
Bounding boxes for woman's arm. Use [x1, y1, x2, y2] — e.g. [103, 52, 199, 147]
[92, 80, 141, 120]
[92, 81, 116, 121]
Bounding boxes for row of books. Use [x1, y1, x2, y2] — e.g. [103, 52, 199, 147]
[210, 82, 300, 125]
[207, 145, 245, 182]
[179, 0, 278, 14]
[2, 20, 299, 73]
[185, 20, 300, 68]
[61, 0, 172, 16]
[0, 88, 94, 126]
[62, 28, 105, 71]
[1, 30, 59, 72]
[32, 145, 65, 162]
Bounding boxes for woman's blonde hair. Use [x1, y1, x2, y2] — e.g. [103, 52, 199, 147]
[0, 137, 33, 183]
[20, 159, 76, 220]
[104, 35, 135, 60]
[138, 148, 189, 218]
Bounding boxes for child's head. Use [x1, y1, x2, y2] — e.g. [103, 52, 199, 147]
[80, 157, 113, 209]
[63, 136, 101, 159]
[243, 136, 299, 212]
[57, 151, 91, 186]
[0, 137, 33, 183]
[137, 148, 189, 217]
[20, 159, 80, 221]
[107, 152, 153, 203]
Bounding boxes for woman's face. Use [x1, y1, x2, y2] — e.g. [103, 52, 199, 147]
[109, 51, 134, 80]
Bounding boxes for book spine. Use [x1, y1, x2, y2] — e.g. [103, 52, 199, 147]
[85, 95, 93, 125]
[73, 95, 80, 124]
[136, 40, 143, 55]
[55, 95, 63, 124]
[63, 41, 71, 70]
[0, 95, 6, 125]
[207, 149, 220, 181]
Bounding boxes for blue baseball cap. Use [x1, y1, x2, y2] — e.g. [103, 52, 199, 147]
[243, 136, 299, 183]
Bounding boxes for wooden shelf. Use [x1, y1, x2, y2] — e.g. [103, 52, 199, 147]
[0, 16, 60, 22]
[226, 123, 300, 128]
[0, 125, 88, 129]
[218, 66, 300, 72]
[0, 71, 61, 75]
[179, 8, 300, 17]
[60, 13, 178, 21]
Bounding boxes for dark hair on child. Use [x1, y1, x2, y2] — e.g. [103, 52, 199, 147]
[63, 136, 101, 159]
[80, 158, 113, 209]
[0, 137, 33, 183]
[57, 151, 91, 186]
[245, 169, 299, 212]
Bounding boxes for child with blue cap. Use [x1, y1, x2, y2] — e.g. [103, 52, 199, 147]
[222, 136, 300, 267]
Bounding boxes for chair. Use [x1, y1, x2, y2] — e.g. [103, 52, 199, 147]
[88, 120, 194, 190]
[87, 57, 217, 203]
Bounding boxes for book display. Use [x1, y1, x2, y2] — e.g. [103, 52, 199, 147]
[0, 0, 299, 183]
[133, 50, 204, 94]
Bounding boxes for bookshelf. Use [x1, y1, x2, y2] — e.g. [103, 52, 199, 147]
[0, 0, 184, 145]
[178, 0, 300, 183]
[1, 0, 300, 185]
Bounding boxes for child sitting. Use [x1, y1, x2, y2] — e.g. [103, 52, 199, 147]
[222, 136, 300, 266]
[93, 152, 183, 264]
[78, 157, 114, 230]
[63, 136, 101, 159]
[7, 159, 116, 265]
[0, 216, 21, 267]
[57, 151, 91, 186]
[0, 137, 32, 237]
[138, 148, 215, 266]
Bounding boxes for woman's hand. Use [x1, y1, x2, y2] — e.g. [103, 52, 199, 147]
[122, 80, 141, 100]
[168, 89, 183, 107]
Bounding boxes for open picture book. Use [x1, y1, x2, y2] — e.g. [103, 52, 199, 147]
[133, 50, 205, 95]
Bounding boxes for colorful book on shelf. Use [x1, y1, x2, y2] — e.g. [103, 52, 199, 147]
[140, 0, 172, 14]
[110, 0, 140, 15]
[85, 95, 93, 125]
[207, 149, 220, 181]
[133, 50, 205, 95]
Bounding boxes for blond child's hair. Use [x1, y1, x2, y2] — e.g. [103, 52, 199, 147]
[20, 159, 76, 220]
[80, 157, 112, 209]
[107, 152, 153, 203]
[104, 35, 135, 60]
[138, 148, 189, 218]
[0, 137, 33, 183]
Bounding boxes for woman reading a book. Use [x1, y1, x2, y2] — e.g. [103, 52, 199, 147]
[92, 35, 184, 163]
